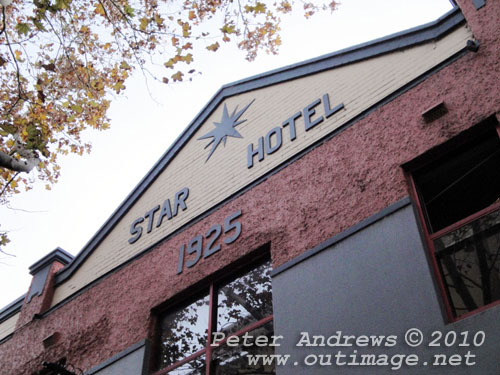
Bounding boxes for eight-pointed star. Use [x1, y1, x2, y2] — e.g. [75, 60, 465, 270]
[198, 100, 254, 161]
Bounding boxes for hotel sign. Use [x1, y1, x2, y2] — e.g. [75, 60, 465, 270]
[247, 93, 343, 168]
[128, 93, 344, 247]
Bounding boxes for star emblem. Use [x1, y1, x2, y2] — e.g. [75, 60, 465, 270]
[198, 99, 255, 161]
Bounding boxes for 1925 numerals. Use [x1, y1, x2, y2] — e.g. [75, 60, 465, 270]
[177, 210, 242, 274]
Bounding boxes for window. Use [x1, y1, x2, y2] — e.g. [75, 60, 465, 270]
[408, 119, 500, 321]
[155, 259, 275, 374]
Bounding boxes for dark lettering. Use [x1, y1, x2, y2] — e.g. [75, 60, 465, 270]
[282, 111, 301, 141]
[128, 217, 144, 244]
[323, 93, 344, 118]
[304, 98, 324, 131]
[177, 244, 185, 274]
[223, 210, 242, 244]
[144, 205, 160, 233]
[185, 235, 203, 268]
[156, 199, 173, 228]
[173, 187, 189, 216]
[264, 127, 282, 155]
[247, 137, 264, 168]
[204, 224, 222, 258]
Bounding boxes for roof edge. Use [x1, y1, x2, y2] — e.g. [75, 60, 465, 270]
[53, 6, 465, 286]
[0, 248, 74, 321]
[221, 6, 463, 90]
[29, 247, 74, 275]
[0, 294, 25, 322]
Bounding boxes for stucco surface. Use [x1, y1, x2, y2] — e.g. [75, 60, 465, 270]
[0, 0, 499, 373]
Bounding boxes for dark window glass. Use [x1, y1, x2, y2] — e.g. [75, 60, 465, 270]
[156, 258, 273, 374]
[413, 127, 500, 233]
[411, 122, 500, 319]
[159, 294, 209, 369]
[167, 355, 206, 375]
[434, 209, 500, 318]
[217, 260, 273, 335]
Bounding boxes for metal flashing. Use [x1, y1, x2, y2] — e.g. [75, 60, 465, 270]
[0, 333, 13, 345]
[53, 7, 465, 288]
[29, 247, 74, 275]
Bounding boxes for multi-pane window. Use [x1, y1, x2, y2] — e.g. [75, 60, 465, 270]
[156, 259, 275, 374]
[409, 120, 500, 320]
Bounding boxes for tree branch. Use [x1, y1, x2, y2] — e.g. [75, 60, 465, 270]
[0, 150, 34, 173]
[0, 6, 6, 37]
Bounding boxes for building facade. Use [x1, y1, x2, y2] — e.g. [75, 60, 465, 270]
[1, 0, 499, 374]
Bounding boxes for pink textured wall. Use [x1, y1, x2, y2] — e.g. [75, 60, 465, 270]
[1, 1, 499, 373]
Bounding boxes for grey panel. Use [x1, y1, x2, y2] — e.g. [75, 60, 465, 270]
[473, 0, 486, 10]
[86, 340, 150, 375]
[27, 265, 50, 303]
[272, 205, 500, 374]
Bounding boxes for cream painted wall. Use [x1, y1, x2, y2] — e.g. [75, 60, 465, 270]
[0, 313, 19, 341]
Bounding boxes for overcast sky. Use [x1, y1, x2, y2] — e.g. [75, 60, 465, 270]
[0, 0, 454, 309]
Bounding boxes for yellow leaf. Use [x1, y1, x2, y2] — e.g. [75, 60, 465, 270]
[140, 17, 149, 31]
[120, 61, 131, 70]
[221, 24, 236, 34]
[171, 71, 183, 82]
[155, 14, 164, 26]
[113, 81, 125, 92]
[183, 54, 193, 64]
[71, 104, 83, 113]
[164, 59, 175, 69]
[255, 2, 266, 13]
[188, 10, 196, 20]
[95, 3, 105, 16]
[206, 42, 220, 52]
[181, 22, 191, 38]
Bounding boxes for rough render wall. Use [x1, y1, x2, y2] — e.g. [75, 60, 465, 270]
[15, 262, 66, 330]
[1, 1, 500, 373]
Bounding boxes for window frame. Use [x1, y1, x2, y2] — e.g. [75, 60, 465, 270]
[405, 118, 500, 322]
[152, 251, 274, 375]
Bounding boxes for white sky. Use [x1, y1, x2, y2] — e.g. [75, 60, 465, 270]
[0, 0, 454, 309]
